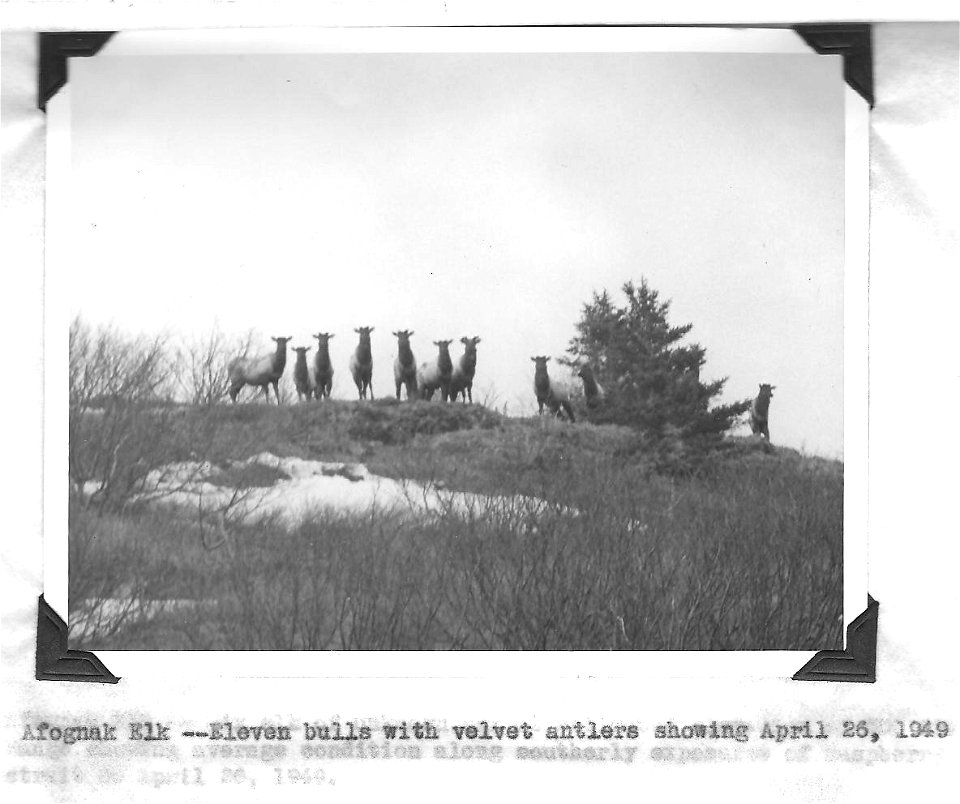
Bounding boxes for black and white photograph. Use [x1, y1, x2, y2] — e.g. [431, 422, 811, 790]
[3, 10, 958, 803]
[50, 29, 856, 653]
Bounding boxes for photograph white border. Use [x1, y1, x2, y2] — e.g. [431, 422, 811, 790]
[42, 25, 869, 678]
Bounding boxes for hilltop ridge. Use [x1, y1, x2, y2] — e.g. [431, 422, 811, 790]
[80, 398, 840, 505]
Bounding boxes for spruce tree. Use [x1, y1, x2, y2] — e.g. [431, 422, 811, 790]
[562, 279, 749, 445]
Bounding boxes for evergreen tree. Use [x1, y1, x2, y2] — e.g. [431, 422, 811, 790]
[562, 279, 749, 444]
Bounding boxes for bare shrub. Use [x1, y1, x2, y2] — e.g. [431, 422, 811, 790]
[69, 316, 173, 411]
[174, 327, 255, 406]
[69, 317, 182, 508]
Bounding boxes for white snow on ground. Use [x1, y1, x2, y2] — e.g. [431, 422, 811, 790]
[82, 451, 573, 529]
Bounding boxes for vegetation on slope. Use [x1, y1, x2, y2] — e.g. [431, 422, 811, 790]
[69, 399, 843, 652]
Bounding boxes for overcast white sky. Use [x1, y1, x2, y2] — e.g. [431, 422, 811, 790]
[65, 47, 845, 456]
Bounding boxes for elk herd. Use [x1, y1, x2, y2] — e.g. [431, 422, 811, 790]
[226, 332, 776, 440]
[226, 329, 485, 406]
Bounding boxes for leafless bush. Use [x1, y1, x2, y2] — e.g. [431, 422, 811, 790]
[69, 317, 183, 508]
[174, 327, 255, 406]
[69, 316, 173, 411]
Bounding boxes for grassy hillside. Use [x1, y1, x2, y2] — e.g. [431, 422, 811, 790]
[69, 399, 843, 651]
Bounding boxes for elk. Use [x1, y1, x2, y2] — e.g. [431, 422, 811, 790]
[418, 340, 454, 401]
[312, 332, 334, 400]
[531, 356, 575, 422]
[349, 326, 375, 400]
[393, 330, 418, 400]
[577, 363, 605, 409]
[292, 346, 313, 402]
[449, 336, 481, 404]
[227, 336, 291, 404]
[750, 383, 776, 441]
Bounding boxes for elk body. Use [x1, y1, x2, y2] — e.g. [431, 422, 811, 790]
[418, 340, 454, 402]
[292, 346, 314, 402]
[312, 332, 334, 400]
[227, 336, 291, 404]
[449, 336, 481, 404]
[349, 326, 375, 400]
[531, 356, 575, 422]
[577, 364, 605, 409]
[750, 383, 776, 441]
[393, 330, 418, 400]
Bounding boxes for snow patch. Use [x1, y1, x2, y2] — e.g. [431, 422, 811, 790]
[82, 452, 573, 529]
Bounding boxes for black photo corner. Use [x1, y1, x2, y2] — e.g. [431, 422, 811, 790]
[36, 596, 120, 684]
[36, 24, 874, 682]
